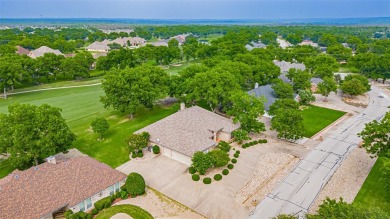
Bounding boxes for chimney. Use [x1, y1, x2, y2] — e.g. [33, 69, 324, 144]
[180, 102, 186, 111]
[254, 82, 259, 89]
[46, 156, 56, 164]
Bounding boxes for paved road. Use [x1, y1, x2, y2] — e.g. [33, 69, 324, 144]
[248, 86, 390, 219]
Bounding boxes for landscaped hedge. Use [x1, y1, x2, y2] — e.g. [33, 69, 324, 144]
[214, 174, 222, 181]
[152, 145, 160, 154]
[126, 172, 146, 197]
[137, 151, 143, 158]
[68, 212, 92, 219]
[231, 158, 237, 164]
[94, 196, 113, 212]
[217, 141, 231, 152]
[228, 164, 234, 169]
[192, 174, 200, 181]
[189, 166, 196, 174]
[120, 190, 129, 199]
[242, 139, 267, 149]
[234, 153, 239, 158]
[236, 150, 240, 154]
[222, 169, 229, 175]
[91, 208, 99, 215]
[131, 153, 137, 158]
[203, 177, 212, 184]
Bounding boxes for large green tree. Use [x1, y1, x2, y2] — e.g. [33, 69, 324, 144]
[0, 103, 76, 169]
[91, 117, 110, 140]
[271, 79, 294, 99]
[270, 101, 304, 141]
[191, 151, 214, 175]
[128, 132, 150, 154]
[100, 65, 169, 118]
[317, 77, 338, 101]
[358, 112, 390, 158]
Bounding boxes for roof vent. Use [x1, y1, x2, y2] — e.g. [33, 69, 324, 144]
[34, 167, 39, 171]
[46, 156, 56, 165]
[14, 175, 19, 179]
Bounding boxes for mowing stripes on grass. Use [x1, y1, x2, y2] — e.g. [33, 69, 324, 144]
[95, 204, 153, 219]
[301, 105, 346, 138]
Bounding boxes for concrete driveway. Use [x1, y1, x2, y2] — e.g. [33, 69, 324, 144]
[116, 142, 309, 219]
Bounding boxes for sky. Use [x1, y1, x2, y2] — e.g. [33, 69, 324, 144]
[0, 0, 389, 19]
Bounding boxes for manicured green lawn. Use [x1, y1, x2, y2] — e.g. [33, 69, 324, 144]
[163, 60, 201, 75]
[0, 159, 14, 179]
[0, 85, 178, 178]
[353, 157, 390, 214]
[301, 105, 346, 138]
[95, 204, 153, 219]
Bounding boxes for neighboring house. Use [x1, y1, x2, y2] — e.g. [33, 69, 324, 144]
[151, 41, 169, 47]
[298, 40, 319, 47]
[277, 38, 291, 49]
[15, 45, 30, 55]
[247, 84, 299, 114]
[170, 34, 191, 45]
[245, 41, 267, 51]
[310, 77, 323, 92]
[86, 42, 110, 52]
[0, 156, 126, 219]
[136, 105, 240, 165]
[341, 43, 349, 48]
[28, 46, 63, 59]
[128, 37, 146, 47]
[273, 60, 306, 73]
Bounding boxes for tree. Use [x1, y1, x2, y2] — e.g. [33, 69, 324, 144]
[287, 69, 312, 92]
[346, 36, 362, 50]
[100, 65, 169, 118]
[91, 117, 110, 140]
[318, 34, 338, 47]
[209, 149, 230, 167]
[128, 132, 149, 154]
[286, 33, 303, 45]
[298, 90, 315, 105]
[306, 198, 389, 219]
[327, 44, 352, 61]
[0, 55, 24, 98]
[313, 65, 334, 79]
[317, 77, 338, 101]
[358, 112, 390, 158]
[268, 98, 299, 116]
[340, 79, 366, 97]
[272, 79, 294, 99]
[191, 151, 214, 175]
[0, 103, 76, 169]
[36, 53, 64, 81]
[271, 108, 304, 141]
[125, 172, 146, 197]
[344, 74, 371, 91]
[260, 32, 278, 45]
[227, 91, 266, 133]
[232, 129, 251, 144]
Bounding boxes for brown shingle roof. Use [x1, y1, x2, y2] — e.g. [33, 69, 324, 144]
[136, 106, 240, 157]
[0, 156, 126, 219]
[15, 46, 30, 55]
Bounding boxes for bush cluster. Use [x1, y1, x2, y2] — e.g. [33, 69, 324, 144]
[214, 174, 222, 181]
[94, 196, 113, 211]
[203, 177, 212, 184]
[222, 169, 229, 175]
[192, 174, 200, 181]
[126, 172, 146, 197]
[217, 141, 231, 152]
[231, 158, 237, 164]
[67, 211, 92, 219]
[234, 153, 239, 158]
[137, 151, 143, 158]
[228, 164, 234, 169]
[242, 139, 267, 149]
[120, 190, 129, 199]
[189, 166, 196, 174]
[152, 145, 160, 154]
[131, 153, 137, 159]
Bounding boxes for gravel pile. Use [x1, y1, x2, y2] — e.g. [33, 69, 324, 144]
[236, 153, 295, 201]
[309, 148, 376, 213]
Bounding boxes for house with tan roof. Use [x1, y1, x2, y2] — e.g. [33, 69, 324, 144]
[136, 105, 240, 165]
[0, 155, 126, 219]
[86, 41, 111, 52]
[15, 45, 30, 55]
[298, 40, 319, 47]
[28, 46, 63, 59]
[273, 60, 306, 73]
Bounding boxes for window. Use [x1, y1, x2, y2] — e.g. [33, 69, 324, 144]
[78, 201, 85, 212]
[86, 197, 92, 209]
[115, 182, 120, 193]
[109, 185, 114, 195]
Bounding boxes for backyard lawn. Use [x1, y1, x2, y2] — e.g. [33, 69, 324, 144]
[353, 157, 390, 214]
[301, 105, 346, 138]
[0, 85, 178, 178]
[95, 204, 153, 219]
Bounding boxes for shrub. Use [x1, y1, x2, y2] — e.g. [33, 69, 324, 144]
[258, 139, 268, 143]
[68, 212, 91, 219]
[94, 196, 113, 211]
[217, 141, 231, 152]
[152, 145, 160, 154]
[192, 174, 200, 181]
[191, 151, 214, 175]
[231, 158, 237, 164]
[64, 210, 73, 218]
[189, 166, 196, 174]
[120, 190, 128, 199]
[120, 185, 126, 192]
[115, 191, 121, 198]
[222, 169, 229, 175]
[126, 172, 146, 197]
[137, 151, 143, 158]
[214, 174, 222, 181]
[131, 153, 137, 159]
[209, 149, 230, 167]
[228, 164, 234, 169]
[236, 150, 240, 154]
[91, 208, 99, 215]
[234, 153, 239, 158]
[86, 214, 92, 219]
[203, 177, 212, 184]
[232, 129, 250, 144]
